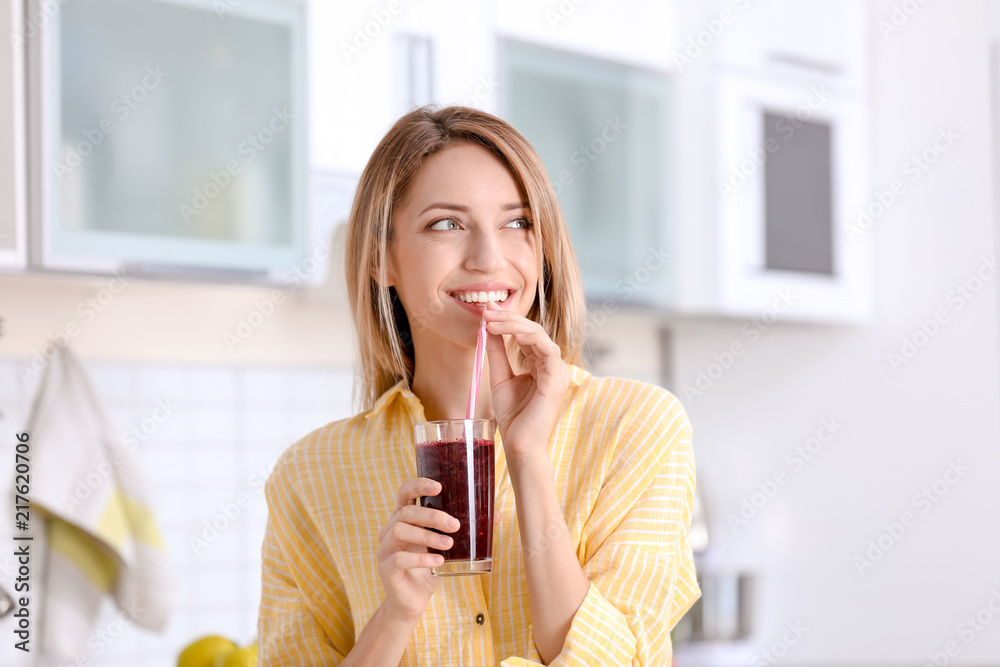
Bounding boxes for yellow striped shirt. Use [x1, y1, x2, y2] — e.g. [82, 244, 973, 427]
[258, 363, 700, 665]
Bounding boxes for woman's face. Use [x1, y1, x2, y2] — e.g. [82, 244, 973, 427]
[385, 142, 538, 352]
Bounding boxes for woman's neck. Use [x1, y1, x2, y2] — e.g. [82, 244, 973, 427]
[409, 340, 500, 423]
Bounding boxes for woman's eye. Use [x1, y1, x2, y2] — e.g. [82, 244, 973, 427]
[506, 217, 534, 230]
[428, 218, 460, 231]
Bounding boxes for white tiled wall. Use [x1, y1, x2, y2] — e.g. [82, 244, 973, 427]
[0, 356, 355, 666]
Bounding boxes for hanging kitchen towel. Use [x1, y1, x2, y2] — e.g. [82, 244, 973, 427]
[25, 343, 176, 660]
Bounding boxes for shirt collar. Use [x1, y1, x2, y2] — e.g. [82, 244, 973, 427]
[365, 362, 591, 421]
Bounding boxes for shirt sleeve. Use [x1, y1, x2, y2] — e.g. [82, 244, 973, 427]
[258, 453, 355, 666]
[504, 387, 701, 666]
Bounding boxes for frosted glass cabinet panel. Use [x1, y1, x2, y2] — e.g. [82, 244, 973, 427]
[501, 41, 673, 306]
[27, 0, 307, 278]
[0, 0, 26, 270]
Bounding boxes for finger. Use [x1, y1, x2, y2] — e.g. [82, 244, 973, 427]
[486, 319, 557, 356]
[381, 504, 452, 544]
[483, 300, 533, 325]
[484, 317, 544, 336]
[494, 510, 501, 526]
[385, 520, 455, 552]
[398, 504, 462, 533]
[385, 550, 445, 571]
[506, 331, 561, 368]
[395, 478, 440, 513]
[381, 479, 441, 542]
[485, 317, 515, 386]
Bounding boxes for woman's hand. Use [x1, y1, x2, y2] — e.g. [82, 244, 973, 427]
[483, 299, 571, 463]
[376, 478, 456, 624]
[376, 478, 503, 624]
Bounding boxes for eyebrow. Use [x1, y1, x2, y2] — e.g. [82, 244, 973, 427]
[418, 202, 530, 216]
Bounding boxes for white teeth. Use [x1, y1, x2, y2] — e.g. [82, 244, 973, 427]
[454, 289, 509, 304]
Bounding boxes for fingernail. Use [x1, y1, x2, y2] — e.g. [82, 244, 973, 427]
[449, 518, 460, 529]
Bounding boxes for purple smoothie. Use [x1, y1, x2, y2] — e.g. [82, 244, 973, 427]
[416, 437, 494, 561]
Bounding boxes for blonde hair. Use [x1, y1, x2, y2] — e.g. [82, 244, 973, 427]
[345, 105, 586, 412]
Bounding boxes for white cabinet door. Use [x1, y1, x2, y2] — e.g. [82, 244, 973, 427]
[307, 0, 497, 172]
[712, 0, 868, 95]
[713, 70, 872, 323]
[394, 1, 496, 111]
[496, 0, 677, 72]
[0, 0, 27, 271]
[306, 0, 400, 172]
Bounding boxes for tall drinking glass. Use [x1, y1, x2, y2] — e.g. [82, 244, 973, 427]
[414, 418, 495, 576]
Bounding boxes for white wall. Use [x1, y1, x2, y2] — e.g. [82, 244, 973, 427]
[675, 0, 1000, 662]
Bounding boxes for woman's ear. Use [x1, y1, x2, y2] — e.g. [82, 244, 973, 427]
[370, 249, 398, 288]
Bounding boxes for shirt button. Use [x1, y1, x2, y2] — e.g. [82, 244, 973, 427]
[476, 613, 485, 625]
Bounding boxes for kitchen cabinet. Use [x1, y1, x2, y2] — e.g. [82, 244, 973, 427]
[306, 0, 497, 173]
[500, 32, 871, 322]
[6, 0, 872, 318]
[501, 40, 674, 306]
[0, 0, 27, 271]
[712, 0, 868, 97]
[24, 0, 310, 281]
[712, 70, 872, 323]
[495, 0, 677, 73]
[627, 0, 872, 323]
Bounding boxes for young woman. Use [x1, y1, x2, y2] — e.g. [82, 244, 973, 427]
[258, 106, 700, 666]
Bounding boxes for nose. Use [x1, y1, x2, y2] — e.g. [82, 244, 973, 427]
[464, 225, 507, 274]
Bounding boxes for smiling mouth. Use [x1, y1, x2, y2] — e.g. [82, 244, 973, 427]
[448, 289, 514, 305]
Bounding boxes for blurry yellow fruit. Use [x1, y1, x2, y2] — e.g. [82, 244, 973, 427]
[215, 647, 258, 667]
[178, 636, 238, 667]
